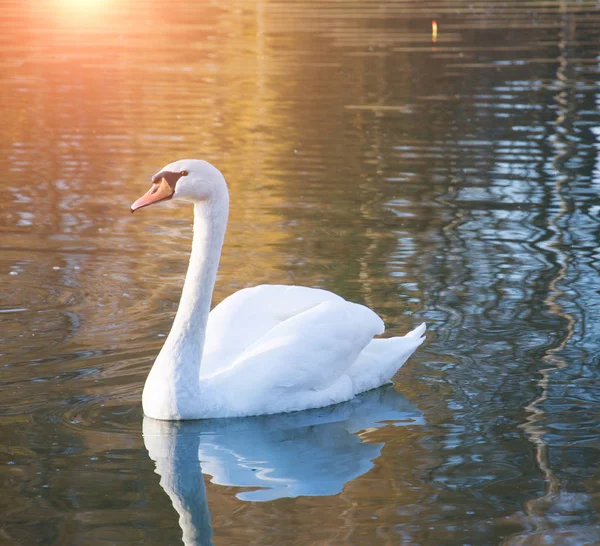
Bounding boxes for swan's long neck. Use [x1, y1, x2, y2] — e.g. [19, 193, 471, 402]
[144, 191, 229, 419]
[170, 195, 229, 354]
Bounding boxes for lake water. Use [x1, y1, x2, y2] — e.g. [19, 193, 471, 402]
[1, 0, 600, 544]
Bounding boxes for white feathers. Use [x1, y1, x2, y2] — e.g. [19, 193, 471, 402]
[199, 285, 426, 417]
[137, 160, 426, 420]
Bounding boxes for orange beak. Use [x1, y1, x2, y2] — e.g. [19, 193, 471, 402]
[131, 178, 174, 212]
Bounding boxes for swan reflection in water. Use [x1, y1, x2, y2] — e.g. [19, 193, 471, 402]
[143, 386, 424, 545]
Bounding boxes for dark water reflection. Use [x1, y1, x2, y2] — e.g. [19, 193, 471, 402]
[2, 0, 600, 544]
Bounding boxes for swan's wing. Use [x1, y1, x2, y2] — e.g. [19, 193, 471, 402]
[203, 297, 385, 415]
[228, 298, 384, 388]
[202, 285, 345, 375]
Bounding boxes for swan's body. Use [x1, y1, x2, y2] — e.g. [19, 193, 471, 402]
[132, 160, 425, 420]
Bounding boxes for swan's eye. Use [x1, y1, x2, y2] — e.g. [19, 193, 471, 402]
[181, 170, 189, 176]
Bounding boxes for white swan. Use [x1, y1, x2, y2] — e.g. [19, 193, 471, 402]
[131, 159, 426, 420]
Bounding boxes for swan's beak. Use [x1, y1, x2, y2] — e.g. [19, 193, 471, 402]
[131, 178, 174, 212]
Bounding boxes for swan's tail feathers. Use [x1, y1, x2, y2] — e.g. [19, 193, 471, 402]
[349, 323, 426, 395]
[405, 322, 427, 340]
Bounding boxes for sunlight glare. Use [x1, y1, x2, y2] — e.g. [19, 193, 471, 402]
[55, 0, 116, 27]
[60, 0, 108, 7]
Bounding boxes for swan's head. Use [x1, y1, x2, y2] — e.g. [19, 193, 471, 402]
[131, 159, 227, 212]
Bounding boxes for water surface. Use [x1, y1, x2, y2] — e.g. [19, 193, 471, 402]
[1, 0, 600, 544]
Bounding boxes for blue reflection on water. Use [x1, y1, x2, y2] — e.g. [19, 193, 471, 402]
[144, 386, 423, 503]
